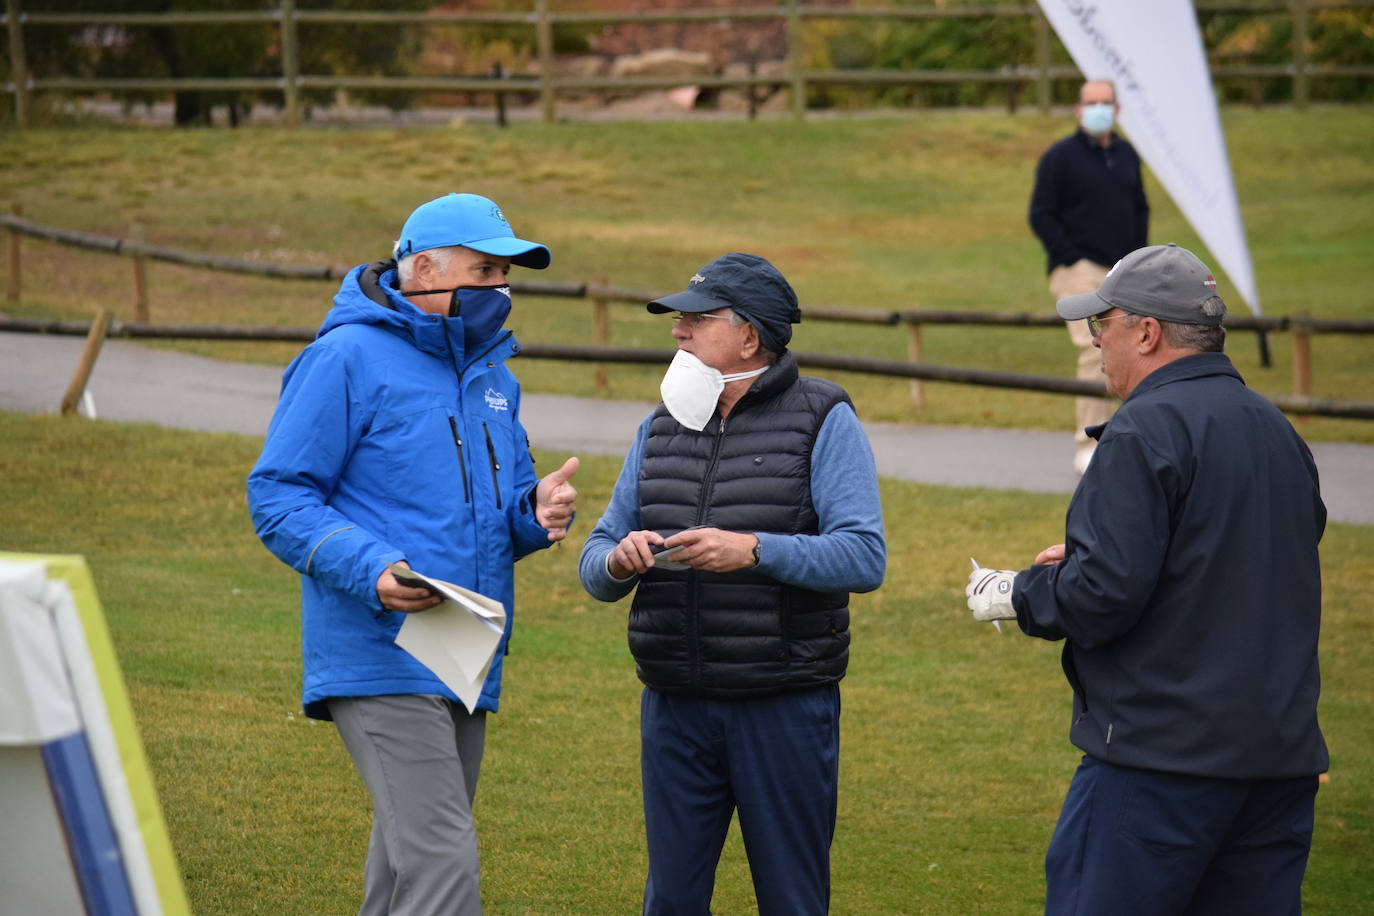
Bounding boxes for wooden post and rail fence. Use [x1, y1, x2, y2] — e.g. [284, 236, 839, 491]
[6, 0, 1374, 129]
[4, 211, 1373, 421]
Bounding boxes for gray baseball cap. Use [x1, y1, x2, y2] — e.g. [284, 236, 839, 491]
[1057, 244, 1225, 326]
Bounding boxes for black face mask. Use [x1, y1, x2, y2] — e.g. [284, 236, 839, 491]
[402, 284, 513, 346]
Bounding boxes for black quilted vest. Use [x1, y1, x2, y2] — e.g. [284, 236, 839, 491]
[629, 351, 853, 698]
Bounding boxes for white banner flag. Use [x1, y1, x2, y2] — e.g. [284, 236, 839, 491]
[1035, 0, 1261, 313]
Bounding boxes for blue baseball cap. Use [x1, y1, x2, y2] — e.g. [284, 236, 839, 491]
[647, 252, 801, 352]
[393, 193, 551, 269]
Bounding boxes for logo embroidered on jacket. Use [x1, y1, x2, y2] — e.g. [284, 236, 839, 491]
[484, 388, 510, 412]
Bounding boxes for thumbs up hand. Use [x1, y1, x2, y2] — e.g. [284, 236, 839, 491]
[535, 456, 580, 542]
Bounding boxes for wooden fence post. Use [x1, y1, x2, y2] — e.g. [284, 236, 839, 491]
[5, 202, 20, 303]
[592, 280, 609, 392]
[492, 61, 508, 127]
[281, 0, 301, 127]
[1292, 317, 1311, 423]
[60, 308, 112, 417]
[4, 0, 28, 130]
[905, 319, 925, 409]
[1291, 0, 1309, 110]
[785, 0, 806, 121]
[535, 0, 556, 125]
[130, 223, 149, 322]
[1034, 10, 1052, 116]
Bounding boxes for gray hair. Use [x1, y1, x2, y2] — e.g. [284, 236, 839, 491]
[1161, 296, 1228, 352]
[1124, 296, 1228, 353]
[396, 245, 459, 285]
[727, 309, 780, 363]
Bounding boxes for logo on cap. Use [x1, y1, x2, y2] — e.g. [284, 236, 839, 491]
[490, 205, 506, 223]
[690, 273, 705, 285]
[1204, 275, 1217, 290]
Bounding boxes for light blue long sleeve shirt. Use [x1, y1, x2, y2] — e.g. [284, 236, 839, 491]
[578, 401, 886, 602]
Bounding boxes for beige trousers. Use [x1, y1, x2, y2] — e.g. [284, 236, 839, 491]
[1049, 259, 1114, 447]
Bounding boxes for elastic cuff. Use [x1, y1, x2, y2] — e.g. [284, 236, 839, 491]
[605, 552, 637, 584]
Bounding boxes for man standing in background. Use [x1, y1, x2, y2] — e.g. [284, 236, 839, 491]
[1030, 79, 1149, 474]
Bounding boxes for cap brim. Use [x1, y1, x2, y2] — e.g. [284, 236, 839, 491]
[646, 288, 733, 314]
[1056, 289, 1109, 321]
[465, 236, 551, 270]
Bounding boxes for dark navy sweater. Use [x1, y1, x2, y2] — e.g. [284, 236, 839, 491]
[1029, 129, 1150, 273]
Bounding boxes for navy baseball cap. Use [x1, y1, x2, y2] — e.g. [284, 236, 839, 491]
[393, 193, 551, 269]
[1058, 243, 1225, 325]
[647, 252, 801, 352]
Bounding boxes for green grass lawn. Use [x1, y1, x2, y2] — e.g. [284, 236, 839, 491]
[1, 108, 1372, 442]
[1, 410, 1370, 914]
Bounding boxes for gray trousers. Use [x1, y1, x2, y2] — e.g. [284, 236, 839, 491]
[328, 694, 487, 916]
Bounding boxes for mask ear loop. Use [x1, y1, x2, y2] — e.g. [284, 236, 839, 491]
[719, 365, 768, 383]
[400, 287, 463, 317]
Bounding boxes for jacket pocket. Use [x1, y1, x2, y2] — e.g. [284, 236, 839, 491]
[448, 416, 472, 504]
[483, 423, 504, 510]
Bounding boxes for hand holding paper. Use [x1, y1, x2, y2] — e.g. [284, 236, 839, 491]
[388, 564, 507, 713]
[377, 562, 443, 613]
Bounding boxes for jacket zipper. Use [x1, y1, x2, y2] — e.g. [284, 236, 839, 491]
[448, 416, 472, 504]
[687, 414, 731, 687]
[694, 415, 729, 526]
[483, 423, 503, 510]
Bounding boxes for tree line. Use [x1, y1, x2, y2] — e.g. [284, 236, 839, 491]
[5, 0, 1371, 126]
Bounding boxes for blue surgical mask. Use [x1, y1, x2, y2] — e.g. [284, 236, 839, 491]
[403, 284, 512, 347]
[1080, 102, 1115, 136]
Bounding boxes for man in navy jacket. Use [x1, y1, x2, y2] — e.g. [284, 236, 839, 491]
[967, 244, 1327, 916]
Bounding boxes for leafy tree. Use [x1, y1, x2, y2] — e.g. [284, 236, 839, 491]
[16, 0, 274, 125]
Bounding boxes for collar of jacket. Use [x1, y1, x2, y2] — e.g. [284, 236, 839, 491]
[354, 258, 520, 369]
[1088, 353, 1241, 442]
[730, 349, 800, 414]
[1076, 128, 1118, 151]
[1125, 352, 1242, 404]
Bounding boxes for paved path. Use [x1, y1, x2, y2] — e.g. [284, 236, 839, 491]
[3, 332, 1371, 524]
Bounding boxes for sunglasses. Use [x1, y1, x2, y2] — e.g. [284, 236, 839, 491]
[1086, 311, 1131, 337]
[673, 311, 732, 327]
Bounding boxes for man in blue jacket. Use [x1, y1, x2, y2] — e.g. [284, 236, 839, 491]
[579, 253, 886, 915]
[966, 244, 1327, 916]
[247, 193, 579, 916]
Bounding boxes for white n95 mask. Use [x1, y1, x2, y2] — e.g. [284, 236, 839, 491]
[659, 349, 767, 431]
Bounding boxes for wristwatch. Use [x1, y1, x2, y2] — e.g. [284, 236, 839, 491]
[751, 539, 761, 567]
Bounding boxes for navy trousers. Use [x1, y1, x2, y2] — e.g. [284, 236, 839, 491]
[640, 684, 841, 916]
[1045, 756, 1319, 916]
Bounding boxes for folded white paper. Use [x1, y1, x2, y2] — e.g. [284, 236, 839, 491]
[389, 564, 507, 714]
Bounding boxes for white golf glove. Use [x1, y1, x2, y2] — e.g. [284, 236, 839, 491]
[966, 565, 1017, 622]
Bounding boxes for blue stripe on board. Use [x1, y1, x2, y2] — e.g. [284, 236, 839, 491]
[41, 732, 138, 916]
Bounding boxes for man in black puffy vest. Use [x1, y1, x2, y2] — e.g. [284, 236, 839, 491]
[579, 253, 887, 915]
